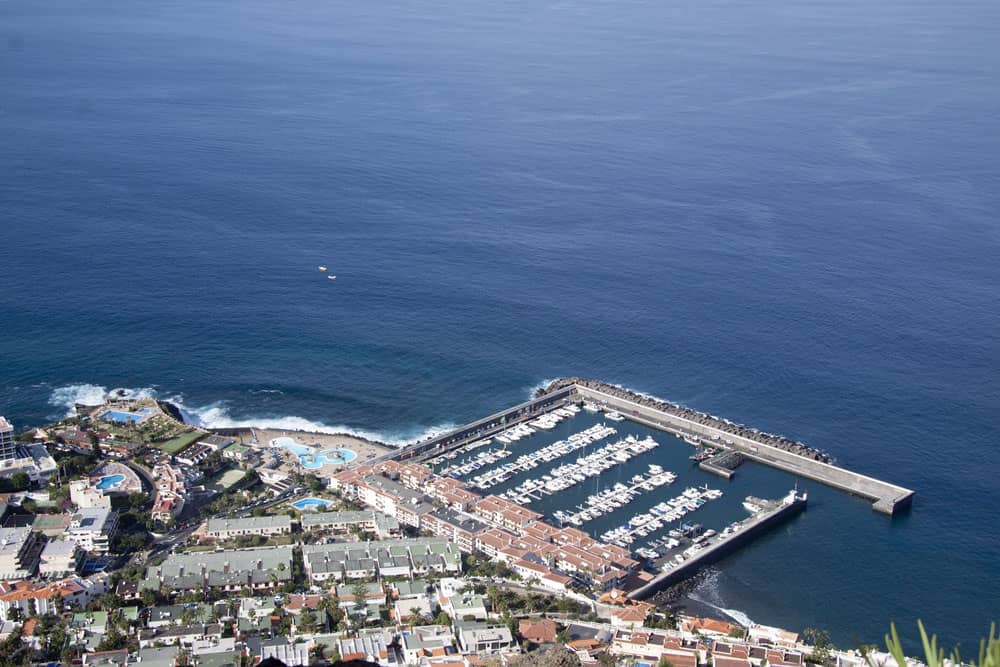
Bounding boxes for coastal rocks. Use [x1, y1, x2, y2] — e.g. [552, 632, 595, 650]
[540, 377, 831, 464]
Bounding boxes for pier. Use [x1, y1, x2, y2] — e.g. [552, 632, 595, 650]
[387, 386, 575, 463]
[628, 489, 808, 601]
[570, 383, 914, 515]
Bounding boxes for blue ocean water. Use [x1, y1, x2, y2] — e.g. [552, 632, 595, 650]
[1, 0, 998, 648]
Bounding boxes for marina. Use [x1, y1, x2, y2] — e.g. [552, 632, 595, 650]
[432, 421, 618, 485]
[384, 378, 913, 602]
[422, 406, 771, 558]
[597, 485, 723, 548]
[552, 465, 678, 529]
[492, 434, 660, 503]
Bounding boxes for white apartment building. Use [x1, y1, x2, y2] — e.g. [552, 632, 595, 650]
[66, 508, 119, 554]
[39, 539, 82, 577]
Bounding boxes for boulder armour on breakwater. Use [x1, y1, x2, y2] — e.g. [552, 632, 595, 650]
[540, 378, 831, 463]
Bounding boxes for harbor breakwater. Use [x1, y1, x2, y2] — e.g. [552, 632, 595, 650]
[542, 378, 914, 515]
[540, 378, 830, 462]
[628, 490, 809, 601]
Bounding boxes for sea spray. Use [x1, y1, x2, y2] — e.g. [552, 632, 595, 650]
[47, 384, 455, 447]
[528, 377, 561, 398]
[174, 398, 456, 447]
[47, 383, 157, 416]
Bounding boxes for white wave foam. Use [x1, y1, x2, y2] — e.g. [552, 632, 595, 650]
[48, 383, 159, 416]
[526, 378, 560, 397]
[108, 386, 158, 400]
[714, 604, 755, 628]
[688, 572, 756, 627]
[48, 383, 453, 446]
[171, 398, 455, 447]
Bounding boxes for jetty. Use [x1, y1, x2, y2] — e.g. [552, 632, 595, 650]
[628, 489, 808, 600]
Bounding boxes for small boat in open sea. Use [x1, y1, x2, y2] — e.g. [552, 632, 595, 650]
[318, 266, 327, 271]
[328, 275, 337, 280]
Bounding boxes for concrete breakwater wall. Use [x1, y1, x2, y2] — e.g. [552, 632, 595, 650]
[389, 386, 575, 463]
[542, 378, 830, 462]
[628, 492, 808, 601]
[562, 381, 913, 515]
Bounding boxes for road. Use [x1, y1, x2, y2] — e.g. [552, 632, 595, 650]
[135, 486, 307, 565]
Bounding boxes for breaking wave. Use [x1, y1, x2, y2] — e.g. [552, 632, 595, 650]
[176, 400, 456, 446]
[526, 377, 561, 397]
[687, 571, 756, 627]
[47, 383, 157, 416]
[47, 384, 456, 447]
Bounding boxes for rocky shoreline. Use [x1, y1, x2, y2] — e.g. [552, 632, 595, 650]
[540, 377, 830, 463]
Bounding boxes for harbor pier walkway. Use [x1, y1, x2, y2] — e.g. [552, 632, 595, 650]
[572, 384, 914, 515]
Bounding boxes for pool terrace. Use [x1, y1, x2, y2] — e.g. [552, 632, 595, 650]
[89, 461, 143, 495]
[292, 497, 335, 511]
[98, 407, 154, 424]
[271, 437, 358, 470]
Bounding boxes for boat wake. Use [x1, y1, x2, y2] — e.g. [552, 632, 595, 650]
[47, 384, 455, 447]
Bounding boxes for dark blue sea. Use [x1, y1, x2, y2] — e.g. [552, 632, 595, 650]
[1, 0, 998, 649]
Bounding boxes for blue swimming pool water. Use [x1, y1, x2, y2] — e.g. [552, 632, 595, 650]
[271, 437, 357, 469]
[95, 474, 125, 490]
[271, 436, 310, 455]
[303, 448, 358, 469]
[292, 497, 334, 511]
[100, 410, 141, 423]
[99, 407, 152, 424]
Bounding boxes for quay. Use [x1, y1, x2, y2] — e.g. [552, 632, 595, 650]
[628, 489, 808, 601]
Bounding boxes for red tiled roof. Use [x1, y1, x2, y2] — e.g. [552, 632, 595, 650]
[519, 618, 558, 644]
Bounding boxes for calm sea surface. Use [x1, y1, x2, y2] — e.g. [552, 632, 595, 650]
[1, 0, 998, 648]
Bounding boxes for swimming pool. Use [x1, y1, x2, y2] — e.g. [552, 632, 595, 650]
[292, 497, 334, 511]
[271, 437, 358, 469]
[95, 474, 125, 490]
[99, 407, 152, 424]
